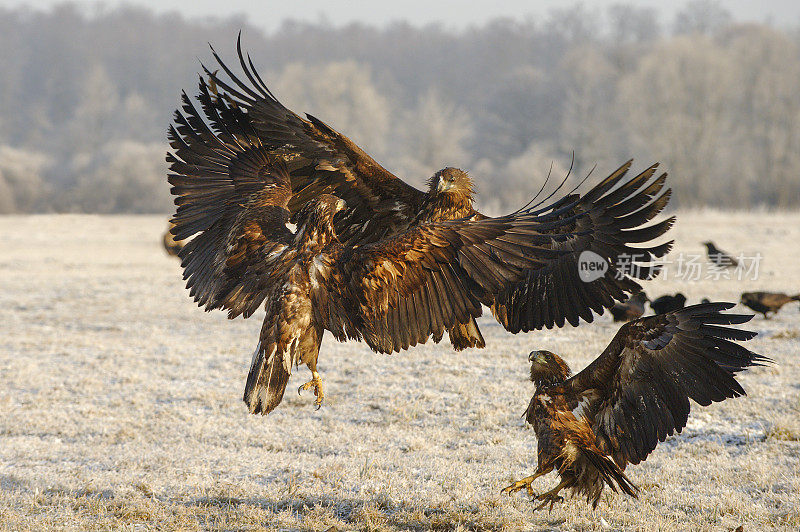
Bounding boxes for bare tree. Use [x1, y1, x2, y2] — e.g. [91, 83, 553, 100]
[721, 25, 800, 206]
[64, 141, 170, 213]
[619, 36, 736, 205]
[673, 0, 732, 36]
[393, 89, 474, 185]
[0, 145, 51, 213]
[0, 3, 798, 212]
[608, 4, 661, 44]
[273, 60, 392, 163]
[558, 45, 620, 175]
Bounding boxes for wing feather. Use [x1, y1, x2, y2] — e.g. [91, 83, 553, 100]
[331, 211, 584, 352]
[202, 35, 428, 247]
[493, 162, 675, 333]
[565, 303, 768, 468]
[168, 79, 295, 319]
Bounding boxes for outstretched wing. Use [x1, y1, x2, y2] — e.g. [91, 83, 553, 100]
[332, 214, 568, 353]
[167, 82, 295, 319]
[201, 35, 427, 247]
[492, 160, 674, 332]
[323, 162, 674, 353]
[565, 303, 769, 469]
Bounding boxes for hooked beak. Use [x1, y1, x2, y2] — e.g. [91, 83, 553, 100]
[528, 350, 542, 363]
[335, 198, 347, 212]
[437, 177, 454, 193]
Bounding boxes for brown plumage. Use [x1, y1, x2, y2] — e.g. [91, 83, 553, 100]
[740, 291, 800, 318]
[502, 303, 768, 510]
[184, 36, 676, 349]
[167, 38, 676, 415]
[610, 291, 649, 322]
[201, 38, 490, 350]
[703, 241, 738, 268]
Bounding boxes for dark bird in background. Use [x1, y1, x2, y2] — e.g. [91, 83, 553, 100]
[162, 222, 185, 257]
[167, 38, 675, 415]
[502, 303, 767, 510]
[610, 291, 649, 322]
[650, 292, 686, 314]
[703, 241, 738, 269]
[740, 291, 800, 319]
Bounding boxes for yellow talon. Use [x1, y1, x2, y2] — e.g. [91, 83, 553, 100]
[297, 371, 325, 409]
[534, 494, 564, 513]
[501, 476, 536, 497]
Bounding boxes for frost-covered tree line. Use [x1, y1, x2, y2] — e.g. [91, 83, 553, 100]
[1, 1, 799, 213]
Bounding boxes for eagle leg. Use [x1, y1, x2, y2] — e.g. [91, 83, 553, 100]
[298, 370, 325, 410]
[501, 468, 549, 497]
[533, 479, 569, 512]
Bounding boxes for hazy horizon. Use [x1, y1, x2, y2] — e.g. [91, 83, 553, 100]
[2, 1, 800, 213]
[1, 0, 798, 31]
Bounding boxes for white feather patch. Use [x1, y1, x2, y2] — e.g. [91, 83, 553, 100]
[563, 440, 580, 461]
[572, 396, 592, 420]
[264, 244, 287, 262]
[310, 255, 328, 289]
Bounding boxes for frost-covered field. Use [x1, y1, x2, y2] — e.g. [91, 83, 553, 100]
[1, 212, 798, 531]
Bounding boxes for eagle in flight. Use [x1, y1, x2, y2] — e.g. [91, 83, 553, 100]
[502, 303, 767, 510]
[167, 37, 674, 415]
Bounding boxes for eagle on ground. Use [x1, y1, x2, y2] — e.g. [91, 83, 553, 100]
[502, 303, 768, 510]
[167, 38, 675, 415]
[649, 292, 687, 314]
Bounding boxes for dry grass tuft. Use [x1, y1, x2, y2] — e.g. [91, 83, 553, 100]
[771, 329, 800, 340]
[766, 422, 800, 442]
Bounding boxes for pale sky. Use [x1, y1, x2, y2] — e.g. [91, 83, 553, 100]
[2, 0, 798, 31]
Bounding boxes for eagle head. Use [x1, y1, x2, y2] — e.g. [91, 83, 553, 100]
[428, 167, 474, 197]
[529, 350, 572, 387]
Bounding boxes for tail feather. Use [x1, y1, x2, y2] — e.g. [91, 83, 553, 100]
[243, 342, 290, 415]
[583, 448, 638, 508]
[448, 317, 486, 351]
